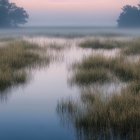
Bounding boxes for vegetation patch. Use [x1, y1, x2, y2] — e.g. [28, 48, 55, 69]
[79, 39, 124, 49]
[73, 68, 110, 85]
[49, 42, 65, 51]
[72, 55, 140, 85]
[58, 41, 140, 139]
[0, 40, 49, 91]
[80, 38, 140, 56]
[122, 40, 140, 55]
[57, 82, 140, 140]
[0, 37, 16, 42]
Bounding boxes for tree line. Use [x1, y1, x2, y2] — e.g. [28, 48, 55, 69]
[0, 0, 28, 27]
[117, 3, 140, 27]
[0, 0, 140, 28]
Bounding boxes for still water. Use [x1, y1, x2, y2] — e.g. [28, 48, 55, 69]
[0, 36, 92, 140]
[0, 27, 139, 140]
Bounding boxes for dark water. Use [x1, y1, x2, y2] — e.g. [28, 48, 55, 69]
[0, 28, 139, 140]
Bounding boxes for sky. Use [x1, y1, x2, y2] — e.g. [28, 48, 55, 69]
[11, 0, 139, 26]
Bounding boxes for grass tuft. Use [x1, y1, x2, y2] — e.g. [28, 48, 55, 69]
[58, 83, 140, 140]
[122, 40, 140, 55]
[79, 39, 124, 49]
[0, 40, 49, 91]
[72, 55, 140, 85]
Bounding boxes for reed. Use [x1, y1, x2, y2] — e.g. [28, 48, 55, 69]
[0, 40, 49, 91]
[80, 39, 124, 49]
[72, 55, 140, 85]
[122, 40, 140, 55]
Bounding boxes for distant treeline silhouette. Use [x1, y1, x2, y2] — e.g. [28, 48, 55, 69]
[117, 3, 140, 27]
[1, 0, 140, 28]
[0, 0, 28, 27]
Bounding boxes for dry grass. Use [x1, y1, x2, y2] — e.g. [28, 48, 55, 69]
[72, 55, 140, 85]
[73, 68, 109, 85]
[57, 82, 140, 140]
[0, 40, 49, 91]
[122, 40, 140, 55]
[59, 48, 140, 139]
[79, 39, 124, 49]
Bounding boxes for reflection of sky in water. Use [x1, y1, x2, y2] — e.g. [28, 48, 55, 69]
[0, 36, 89, 139]
[0, 63, 77, 139]
[0, 36, 131, 140]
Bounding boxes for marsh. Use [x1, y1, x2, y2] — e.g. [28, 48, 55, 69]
[0, 27, 140, 140]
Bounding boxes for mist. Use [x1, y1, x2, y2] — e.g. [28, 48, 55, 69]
[27, 10, 116, 27]
[11, 0, 139, 27]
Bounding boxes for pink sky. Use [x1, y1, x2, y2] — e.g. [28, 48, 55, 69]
[11, 0, 139, 26]
[12, 0, 138, 11]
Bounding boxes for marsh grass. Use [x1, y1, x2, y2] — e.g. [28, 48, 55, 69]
[73, 68, 110, 85]
[0, 40, 49, 91]
[49, 42, 65, 51]
[59, 43, 140, 139]
[72, 55, 140, 85]
[80, 38, 140, 57]
[79, 39, 124, 49]
[57, 82, 140, 140]
[0, 37, 16, 42]
[128, 81, 140, 94]
[122, 40, 140, 55]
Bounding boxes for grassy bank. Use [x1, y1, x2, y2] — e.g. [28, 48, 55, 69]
[79, 39, 140, 56]
[79, 39, 125, 49]
[72, 55, 140, 85]
[58, 44, 140, 140]
[122, 40, 140, 55]
[0, 40, 49, 91]
[58, 82, 140, 140]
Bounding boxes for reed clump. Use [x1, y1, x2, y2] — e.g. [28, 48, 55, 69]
[80, 39, 124, 49]
[58, 39, 140, 140]
[122, 40, 140, 55]
[57, 82, 140, 140]
[0, 40, 49, 91]
[72, 55, 140, 85]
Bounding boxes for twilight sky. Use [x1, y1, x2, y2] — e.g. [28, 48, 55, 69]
[11, 0, 139, 26]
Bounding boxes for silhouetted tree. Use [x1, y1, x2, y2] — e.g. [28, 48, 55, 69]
[117, 4, 140, 27]
[0, 0, 28, 27]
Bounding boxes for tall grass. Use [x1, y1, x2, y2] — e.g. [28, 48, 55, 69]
[58, 40, 140, 139]
[57, 82, 140, 140]
[80, 38, 140, 57]
[72, 55, 140, 85]
[73, 68, 109, 85]
[79, 39, 124, 49]
[122, 40, 140, 55]
[0, 40, 49, 91]
[0, 37, 15, 42]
